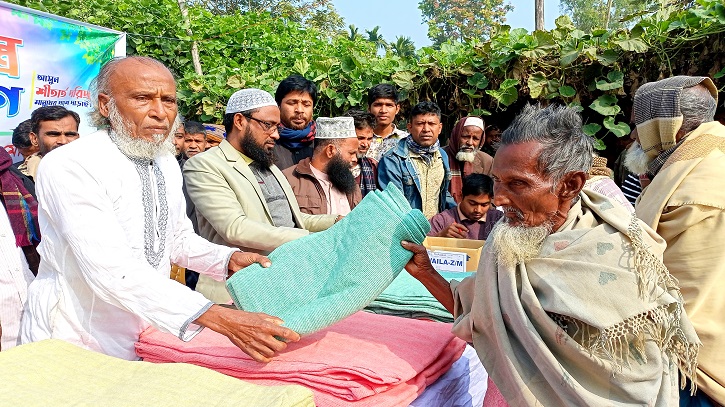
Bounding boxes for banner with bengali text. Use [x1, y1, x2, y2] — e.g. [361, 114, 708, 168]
[0, 1, 126, 162]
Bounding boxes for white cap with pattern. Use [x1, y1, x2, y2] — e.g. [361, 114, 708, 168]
[225, 88, 277, 114]
[316, 117, 357, 139]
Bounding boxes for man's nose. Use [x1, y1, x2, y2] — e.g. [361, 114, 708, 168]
[149, 98, 168, 121]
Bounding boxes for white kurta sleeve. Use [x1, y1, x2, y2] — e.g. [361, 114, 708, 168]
[36, 158, 214, 340]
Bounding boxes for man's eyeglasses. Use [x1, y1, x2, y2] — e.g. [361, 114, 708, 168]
[243, 114, 278, 134]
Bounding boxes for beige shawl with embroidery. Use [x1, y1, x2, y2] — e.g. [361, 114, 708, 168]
[452, 189, 699, 406]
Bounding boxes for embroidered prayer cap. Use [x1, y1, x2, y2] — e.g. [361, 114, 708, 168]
[225, 88, 277, 114]
[633, 76, 718, 159]
[463, 117, 485, 130]
[315, 117, 357, 139]
[203, 124, 226, 142]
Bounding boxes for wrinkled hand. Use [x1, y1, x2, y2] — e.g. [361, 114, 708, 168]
[227, 251, 271, 277]
[401, 240, 436, 279]
[195, 305, 300, 363]
[438, 222, 469, 239]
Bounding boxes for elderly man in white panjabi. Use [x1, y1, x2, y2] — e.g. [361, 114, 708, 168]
[20, 56, 300, 362]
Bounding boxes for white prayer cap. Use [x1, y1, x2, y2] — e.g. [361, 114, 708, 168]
[463, 117, 485, 130]
[315, 117, 357, 139]
[225, 88, 277, 114]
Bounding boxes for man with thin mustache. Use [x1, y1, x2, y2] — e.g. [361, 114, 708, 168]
[401, 104, 699, 406]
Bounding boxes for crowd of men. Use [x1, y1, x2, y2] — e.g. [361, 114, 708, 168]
[1, 55, 723, 406]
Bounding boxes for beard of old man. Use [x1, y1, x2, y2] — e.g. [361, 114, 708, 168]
[108, 99, 179, 160]
[326, 152, 358, 195]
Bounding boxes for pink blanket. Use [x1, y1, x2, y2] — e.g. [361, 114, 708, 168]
[136, 312, 465, 406]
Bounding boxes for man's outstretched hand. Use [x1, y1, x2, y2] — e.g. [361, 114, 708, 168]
[227, 251, 271, 277]
[195, 304, 300, 363]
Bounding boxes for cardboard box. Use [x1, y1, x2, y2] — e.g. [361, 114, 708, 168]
[423, 237, 485, 272]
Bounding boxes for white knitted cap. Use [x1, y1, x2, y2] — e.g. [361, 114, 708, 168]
[316, 117, 357, 139]
[463, 117, 485, 130]
[225, 88, 277, 114]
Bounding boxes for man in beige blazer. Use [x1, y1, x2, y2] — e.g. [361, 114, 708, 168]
[184, 89, 337, 303]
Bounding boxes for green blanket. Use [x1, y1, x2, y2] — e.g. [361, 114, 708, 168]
[366, 271, 474, 322]
[226, 185, 430, 335]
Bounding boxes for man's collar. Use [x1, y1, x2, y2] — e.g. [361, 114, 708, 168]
[374, 124, 404, 139]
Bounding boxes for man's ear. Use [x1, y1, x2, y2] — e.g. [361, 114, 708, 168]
[29, 132, 39, 147]
[233, 113, 247, 133]
[325, 143, 337, 159]
[558, 171, 587, 200]
[98, 93, 111, 118]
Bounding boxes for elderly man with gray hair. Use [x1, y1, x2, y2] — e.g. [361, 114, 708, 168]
[402, 104, 699, 406]
[20, 56, 300, 363]
[630, 76, 725, 406]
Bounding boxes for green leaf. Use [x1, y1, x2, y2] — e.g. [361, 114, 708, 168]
[583, 123, 602, 136]
[603, 117, 631, 137]
[555, 15, 575, 31]
[714, 66, 725, 79]
[596, 71, 624, 90]
[590, 94, 621, 116]
[560, 46, 580, 66]
[467, 72, 489, 89]
[559, 85, 576, 98]
[598, 49, 619, 66]
[461, 88, 483, 98]
[527, 72, 548, 99]
[593, 138, 606, 151]
[470, 108, 492, 116]
[486, 81, 519, 107]
[292, 59, 310, 76]
[392, 70, 416, 90]
[226, 75, 244, 89]
[500, 79, 519, 89]
[614, 38, 648, 53]
[341, 56, 356, 73]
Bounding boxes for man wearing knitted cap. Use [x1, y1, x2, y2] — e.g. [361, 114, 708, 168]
[630, 76, 725, 405]
[204, 123, 225, 149]
[283, 117, 362, 216]
[184, 88, 337, 304]
[444, 116, 493, 203]
[20, 56, 300, 363]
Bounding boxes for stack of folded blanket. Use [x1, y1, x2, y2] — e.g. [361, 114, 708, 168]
[226, 184, 430, 335]
[366, 271, 475, 322]
[0, 339, 314, 406]
[136, 311, 466, 406]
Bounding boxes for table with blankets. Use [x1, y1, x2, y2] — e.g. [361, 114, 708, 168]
[1, 186, 490, 406]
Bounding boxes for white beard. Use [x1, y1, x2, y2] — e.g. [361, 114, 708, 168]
[489, 217, 552, 269]
[455, 150, 476, 162]
[623, 141, 652, 175]
[108, 100, 179, 160]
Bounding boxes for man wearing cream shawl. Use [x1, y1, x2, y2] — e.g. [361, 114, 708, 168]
[402, 104, 699, 406]
[627, 76, 724, 406]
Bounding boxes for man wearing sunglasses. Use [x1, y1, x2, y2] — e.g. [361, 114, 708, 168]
[184, 88, 338, 304]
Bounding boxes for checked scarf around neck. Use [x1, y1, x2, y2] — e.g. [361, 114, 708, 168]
[406, 136, 440, 166]
[278, 120, 316, 150]
[0, 148, 40, 247]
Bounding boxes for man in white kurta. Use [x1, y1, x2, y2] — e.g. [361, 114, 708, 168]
[20, 56, 300, 362]
[20, 130, 235, 360]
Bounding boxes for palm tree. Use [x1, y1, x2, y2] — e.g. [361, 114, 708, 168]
[348, 24, 360, 41]
[365, 26, 388, 52]
[391, 36, 416, 58]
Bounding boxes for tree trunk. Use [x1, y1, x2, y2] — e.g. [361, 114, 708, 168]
[176, 0, 203, 76]
[535, 0, 545, 31]
[604, 0, 614, 29]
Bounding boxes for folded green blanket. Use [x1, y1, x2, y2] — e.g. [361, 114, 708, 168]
[366, 271, 475, 323]
[226, 185, 430, 335]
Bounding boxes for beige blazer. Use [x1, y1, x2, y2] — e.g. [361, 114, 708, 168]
[183, 140, 336, 302]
